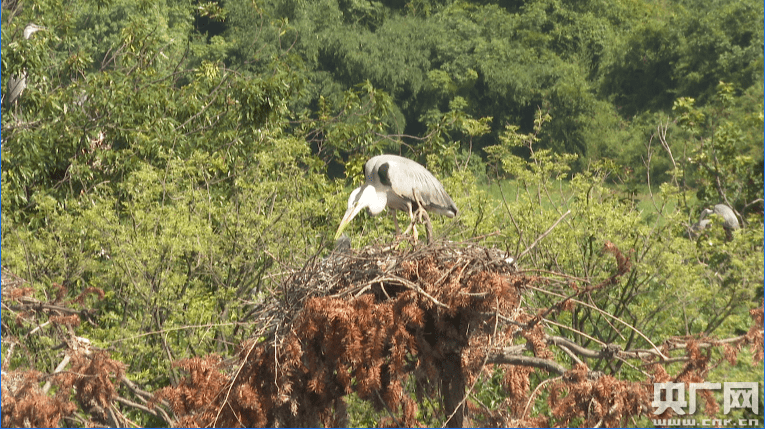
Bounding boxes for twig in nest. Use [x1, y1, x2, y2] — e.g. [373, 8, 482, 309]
[379, 275, 449, 309]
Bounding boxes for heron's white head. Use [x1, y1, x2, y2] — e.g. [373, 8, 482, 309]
[23, 23, 45, 40]
[334, 184, 387, 240]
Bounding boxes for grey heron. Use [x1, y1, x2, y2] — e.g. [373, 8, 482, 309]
[6, 72, 28, 108]
[4, 23, 45, 109]
[691, 203, 740, 240]
[335, 154, 458, 243]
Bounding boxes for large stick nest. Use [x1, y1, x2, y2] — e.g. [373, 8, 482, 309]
[157, 240, 536, 427]
[252, 240, 523, 339]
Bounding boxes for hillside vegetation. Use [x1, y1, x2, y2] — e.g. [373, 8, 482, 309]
[1, 0, 763, 426]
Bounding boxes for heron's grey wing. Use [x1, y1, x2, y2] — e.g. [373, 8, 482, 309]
[6, 73, 26, 105]
[714, 204, 740, 230]
[385, 158, 458, 217]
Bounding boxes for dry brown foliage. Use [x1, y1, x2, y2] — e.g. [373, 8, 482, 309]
[148, 242, 762, 428]
[747, 306, 764, 362]
[1, 268, 131, 427]
[59, 351, 127, 425]
[1, 349, 131, 427]
[151, 242, 525, 427]
[1, 369, 77, 427]
[547, 364, 651, 427]
[2, 246, 763, 428]
[152, 356, 230, 427]
[643, 309, 765, 426]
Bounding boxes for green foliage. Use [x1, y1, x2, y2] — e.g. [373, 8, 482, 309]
[304, 81, 400, 163]
[485, 109, 577, 183]
[221, 0, 763, 179]
[671, 82, 764, 213]
[2, 0, 762, 426]
[600, 0, 763, 116]
[2, 1, 330, 423]
[483, 111, 762, 352]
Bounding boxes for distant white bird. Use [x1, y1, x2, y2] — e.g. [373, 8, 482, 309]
[335, 154, 458, 243]
[4, 23, 45, 109]
[691, 203, 740, 240]
[23, 23, 45, 40]
[6, 72, 29, 107]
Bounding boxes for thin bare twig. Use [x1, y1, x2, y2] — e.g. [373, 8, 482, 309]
[517, 210, 571, 261]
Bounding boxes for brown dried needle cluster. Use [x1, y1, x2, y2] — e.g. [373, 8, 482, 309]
[154, 241, 525, 427]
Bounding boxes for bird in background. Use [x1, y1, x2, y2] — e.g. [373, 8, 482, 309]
[335, 154, 458, 244]
[691, 203, 740, 241]
[4, 23, 45, 110]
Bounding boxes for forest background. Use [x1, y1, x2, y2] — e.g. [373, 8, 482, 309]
[1, 0, 763, 426]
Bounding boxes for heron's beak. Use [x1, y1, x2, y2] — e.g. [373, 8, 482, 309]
[334, 200, 366, 240]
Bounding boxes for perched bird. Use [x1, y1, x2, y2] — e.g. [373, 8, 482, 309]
[335, 154, 458, 243]
[23, 23, 44, 40]
[5, 72, 28, 108]
[691, 203, 740, 240]
[4, 23, 45, 109]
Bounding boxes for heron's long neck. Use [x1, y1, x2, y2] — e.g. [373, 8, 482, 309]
[362, 185, 387, 216]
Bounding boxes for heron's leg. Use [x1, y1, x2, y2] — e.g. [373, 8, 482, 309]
[411, 190, 432, 245]
[421, 210, 433, 245]
[392, 210, 402, 235]
[402, 203, 415, 236]
[399, 202, 419, 243]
